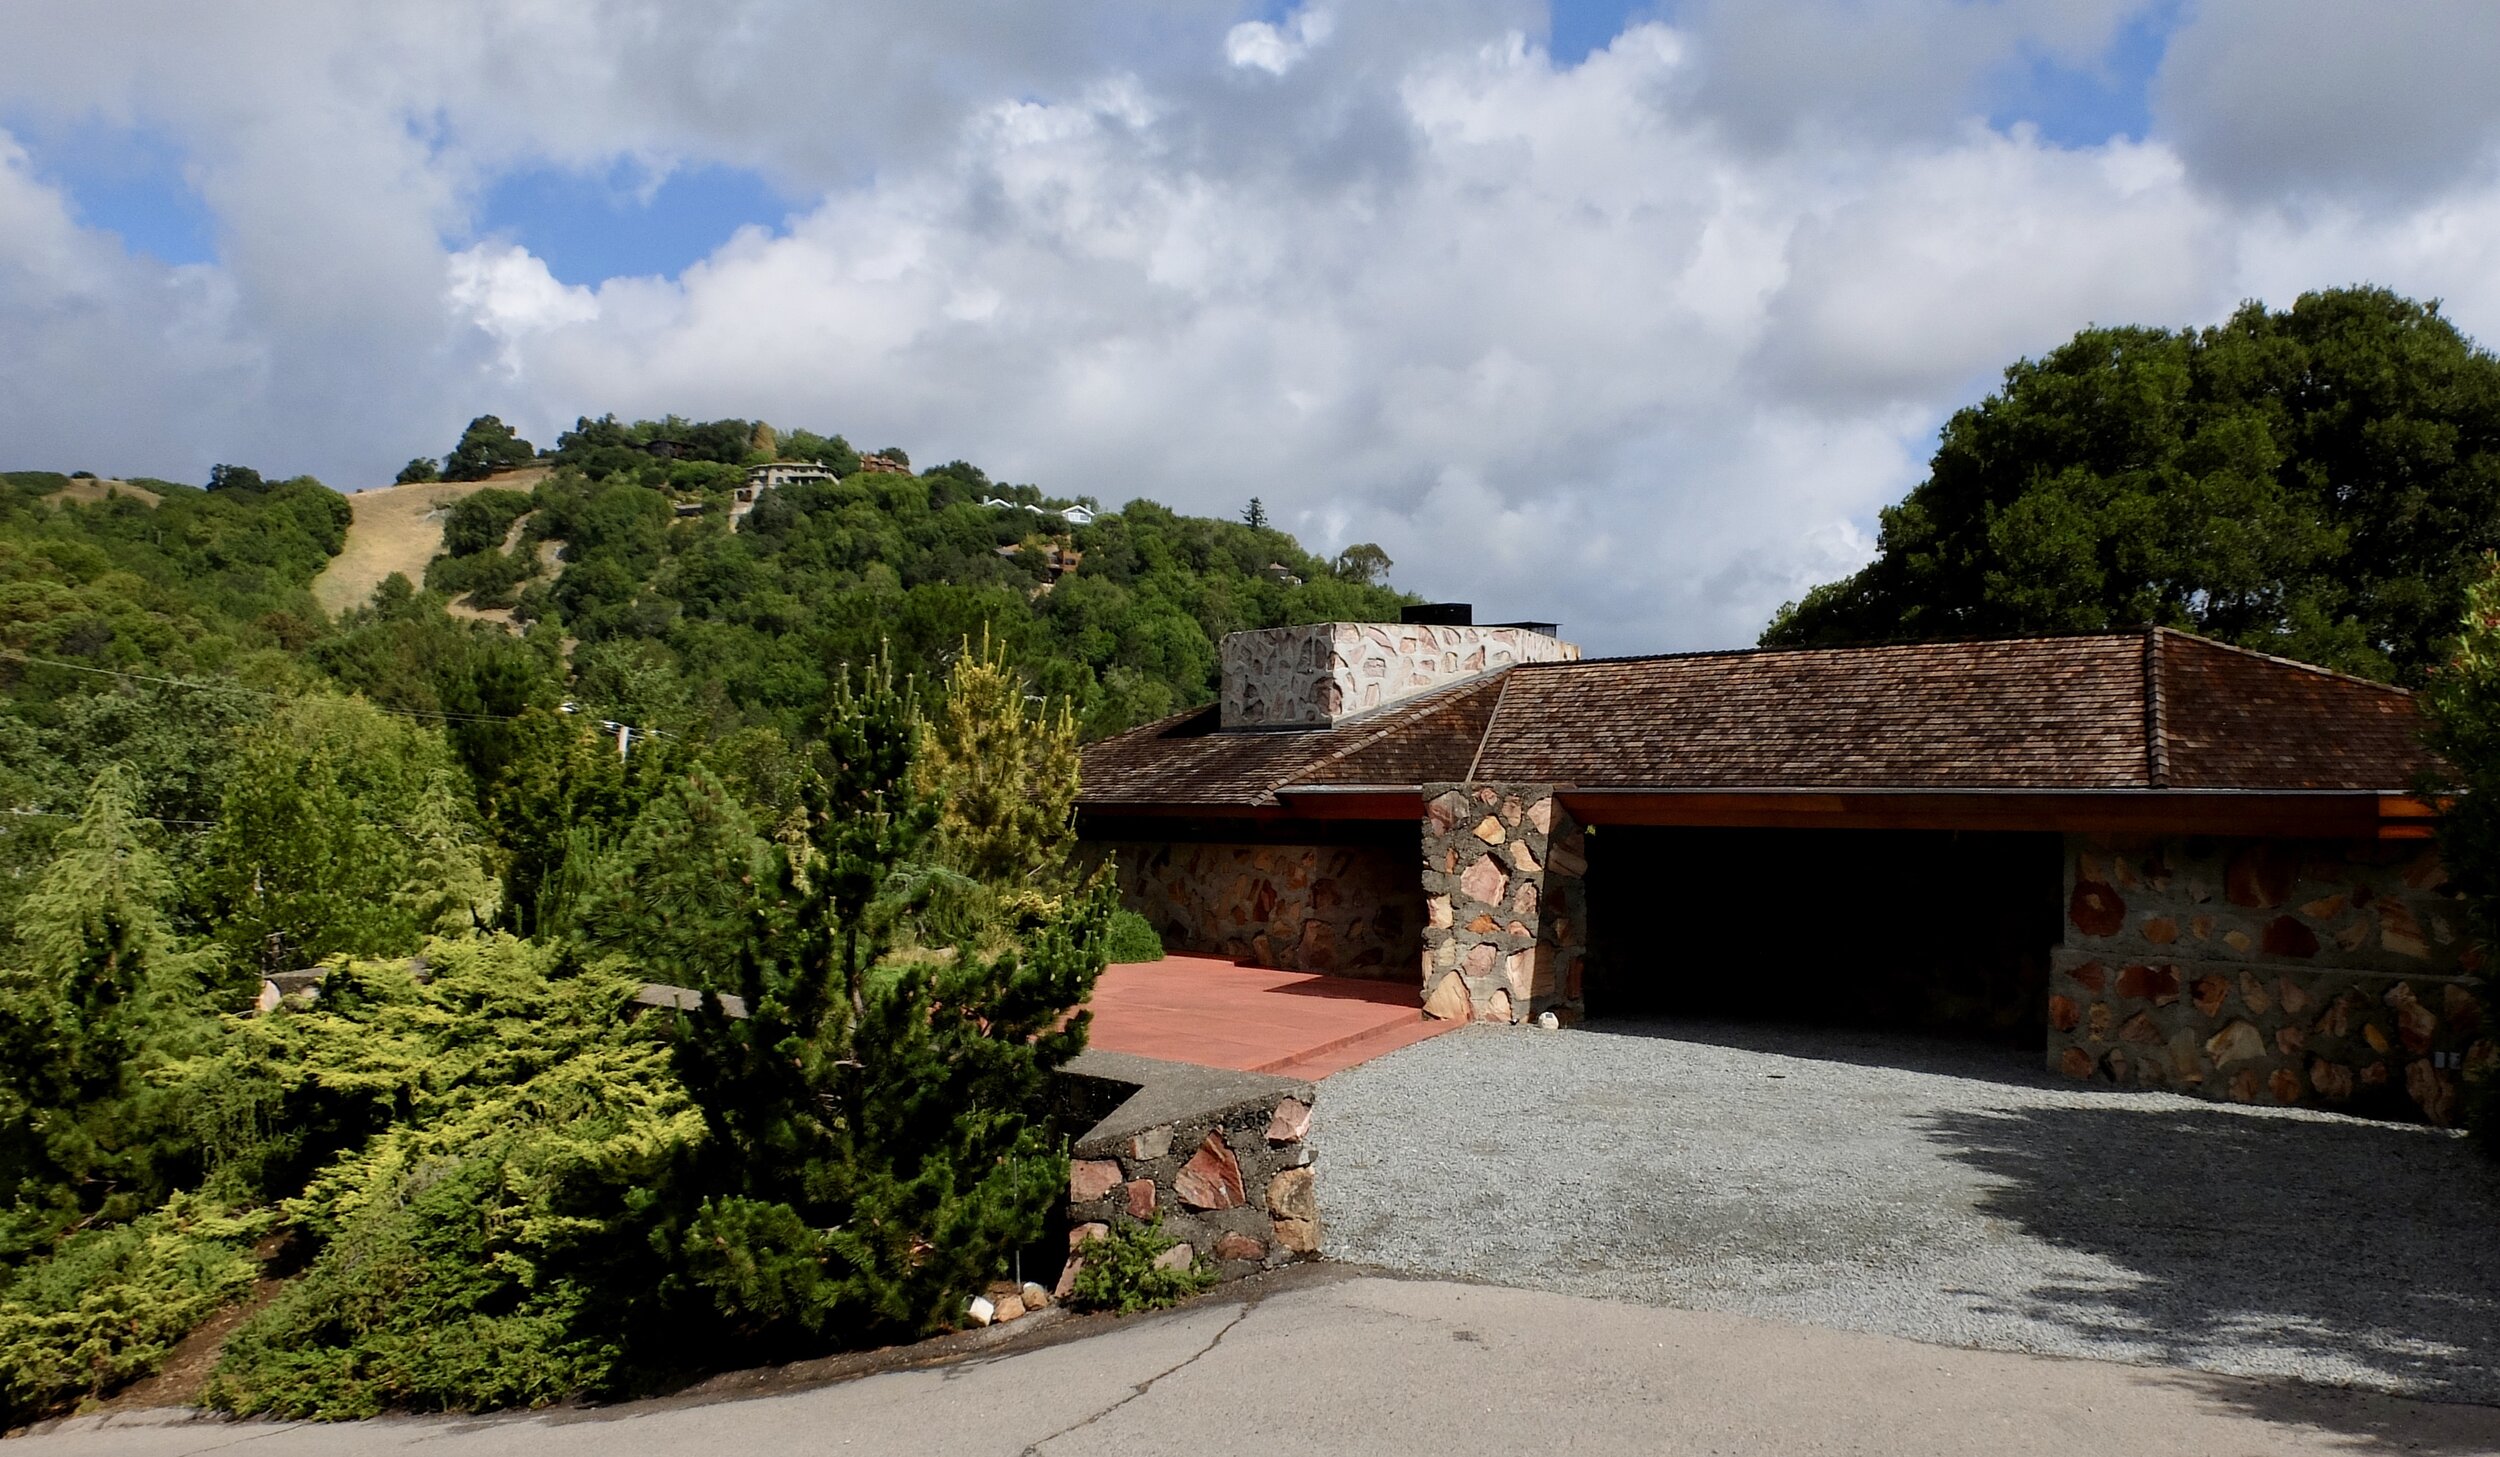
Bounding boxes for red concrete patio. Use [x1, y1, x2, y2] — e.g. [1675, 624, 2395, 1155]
[1084, 954, 1453, 1080]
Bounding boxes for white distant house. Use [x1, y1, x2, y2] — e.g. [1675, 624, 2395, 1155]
[979, 495, 1096, 527]
[730, 461, 837, 528]
[747, 462, 837, 490]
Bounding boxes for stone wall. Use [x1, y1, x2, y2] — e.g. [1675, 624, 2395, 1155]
[2048, 834, 2491, 1124]
[1417, 783, 1588, 1025]
[1219, 622, 1579, 728]
[1098, 839, 1419, 976]
[1059, 1084, 1319, 1295]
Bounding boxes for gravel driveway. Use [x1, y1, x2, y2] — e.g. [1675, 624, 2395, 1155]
[1314, 1019, 2500, 1402]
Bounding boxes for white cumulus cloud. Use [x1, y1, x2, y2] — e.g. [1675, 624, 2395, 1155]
[1225, 6, 1336, 76]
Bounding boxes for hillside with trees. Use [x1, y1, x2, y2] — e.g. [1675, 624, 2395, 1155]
[0, 427, 1405, 1421]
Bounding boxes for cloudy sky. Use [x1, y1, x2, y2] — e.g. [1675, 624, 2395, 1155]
[5, 1, 2500, 653]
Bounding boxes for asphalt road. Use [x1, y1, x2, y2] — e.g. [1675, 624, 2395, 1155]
[20, 1267, 2500, 1457]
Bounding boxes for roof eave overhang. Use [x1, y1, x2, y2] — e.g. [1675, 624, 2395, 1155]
[1080, 786, 2443, 839]
[1551, 786, 2439, 840]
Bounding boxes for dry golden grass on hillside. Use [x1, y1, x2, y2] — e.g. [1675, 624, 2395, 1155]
[42, 478, 163, 509]
[311, 466, 551, 618]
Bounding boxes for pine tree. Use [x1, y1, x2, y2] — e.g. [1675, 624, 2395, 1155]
[0, 766, 213, 1236]
[396, 771, 503, 939]
[572, 767, 769, 993]
[200, 697, 446, 979]
[667, 652, 1109, 1348]
[911, 629, 1079, 893]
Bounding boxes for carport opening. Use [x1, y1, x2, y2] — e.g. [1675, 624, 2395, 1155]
[1581, 826, 2060, 1044]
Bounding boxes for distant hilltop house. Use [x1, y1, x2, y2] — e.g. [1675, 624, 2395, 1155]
[730, 461, 837, 528]
[854, 453, 912, 475]
[980, 496, 1096, 527]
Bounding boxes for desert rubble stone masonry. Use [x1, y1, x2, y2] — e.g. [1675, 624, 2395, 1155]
[1417, 782, 1590, 1026]
[2048, 833, 2494, 1125]
[1097, 839, 1419, 977]
[1060, 1078, 1320, 1295]
[1219, 622, 1578, 729]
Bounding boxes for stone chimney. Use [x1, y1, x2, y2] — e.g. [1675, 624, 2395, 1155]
[1219, 620, 1579, 729]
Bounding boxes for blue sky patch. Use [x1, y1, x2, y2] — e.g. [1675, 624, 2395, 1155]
[1984, 2, 2176, 147]
[474, 160, 792, 286]
[20, 120, 217, 265]
[1547, 0, 1654, 66]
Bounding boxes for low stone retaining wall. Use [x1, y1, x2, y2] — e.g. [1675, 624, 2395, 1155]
[1055, 1050, 1320, 1295]
[2053, 834, 2490, 1124]
[2047, 950, 2488, 1123]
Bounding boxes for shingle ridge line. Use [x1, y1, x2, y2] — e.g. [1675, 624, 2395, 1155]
[1508, 629, 2144, 671]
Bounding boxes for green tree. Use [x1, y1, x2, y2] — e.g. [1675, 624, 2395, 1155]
[444, 416, 537, 482]
[1241, 497, 1268, 530]
[666, 654, 1107, 1348]
[2419, 554, 2500, 1142]
[912, 631, 1080, 891]
[0, 766, 213, 1239]
[396, 771, 503, 940]
[573, 767, 769, 993]
[1765, 287, 2500, 682]
[395, 458, 441, 484]
[1330, 542, 1392, 586]
[199, 697, 456, 978]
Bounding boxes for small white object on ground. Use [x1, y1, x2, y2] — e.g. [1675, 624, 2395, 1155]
[1536, 1011, 1559, 1029]
[965, 1296, 995, 1327]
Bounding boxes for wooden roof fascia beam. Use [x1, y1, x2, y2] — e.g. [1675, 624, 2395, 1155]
[1554, 787, 2428, 839]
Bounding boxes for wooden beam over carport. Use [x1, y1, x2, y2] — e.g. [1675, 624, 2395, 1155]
[1101, 785, 2443, 840]
[1553, 788, 2439, 841]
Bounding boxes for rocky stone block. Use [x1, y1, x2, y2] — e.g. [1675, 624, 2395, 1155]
[1266, 1097, 1311, 1144]
[1125, 1179, 1157, 1219]
[2071, 879, 2125, 936]
[1070, 1159, 1124, 1203]
[2115, 963, 2179, 1005]
[2204, 1020, 2266, 1066]
[1175, 1132, 1246, 1210]
[1213, 1232, 1267, 1262]
[1268, 1167, 1317, 1222]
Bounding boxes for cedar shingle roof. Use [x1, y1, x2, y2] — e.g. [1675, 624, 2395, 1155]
[1076, 628, 2436, 807]
[2157, 632, 2437, 790]
[1078, 674, 1498, 807]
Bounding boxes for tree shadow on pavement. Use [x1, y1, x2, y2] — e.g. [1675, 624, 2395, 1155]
[1921, 1100, 2500, 1451]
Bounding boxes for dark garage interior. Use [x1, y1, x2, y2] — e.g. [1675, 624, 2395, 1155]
[1580, 826, 2063, 1041]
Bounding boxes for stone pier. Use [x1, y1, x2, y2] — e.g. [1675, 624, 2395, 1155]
[1418, 782, 1588, 1025]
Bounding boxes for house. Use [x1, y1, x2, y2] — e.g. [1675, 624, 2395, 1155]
[981, 496, 1096, 527]
[854, 453, 911, 475]
[745, 462, 836, 491]
[1077, 607, 2482, 1124]
[728, 461, 836, 528]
